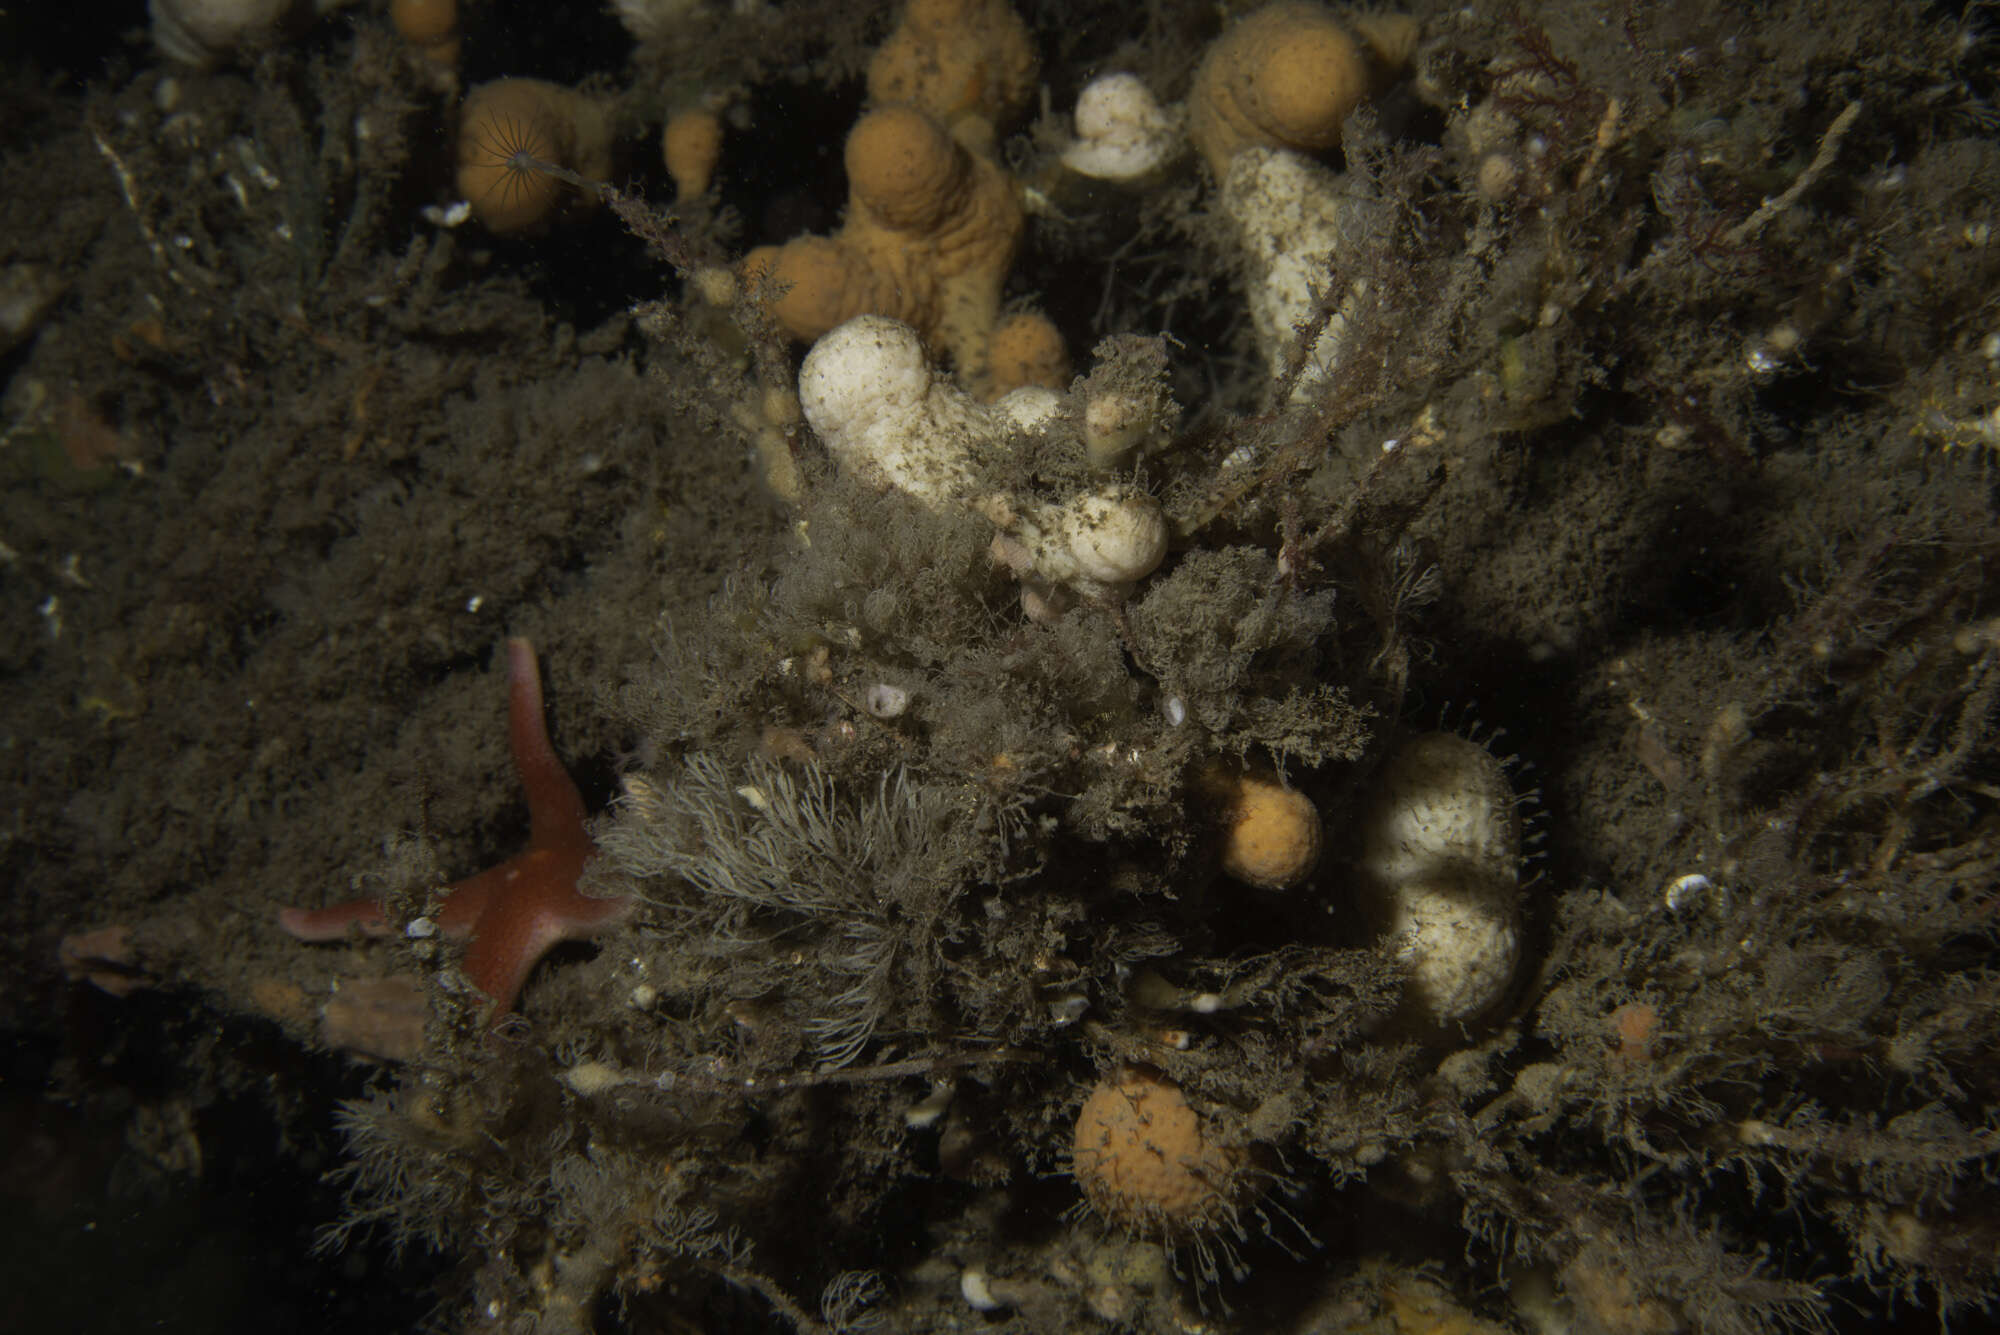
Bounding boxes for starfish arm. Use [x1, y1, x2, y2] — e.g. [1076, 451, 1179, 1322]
[506, 637, 591, 852]
[279, 869, 502, 945]
[432, 865, 507, 935]
[551, 877, 633, 932]
[277, 899, 391, 941]
[457, 845, 628, 1014]
[456, 898, 552, 1016]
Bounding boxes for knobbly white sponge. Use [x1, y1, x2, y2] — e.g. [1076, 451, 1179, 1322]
[801, 316, 1168, 599]
[799, 314, 1050, 505]
[1219, 146, 1388, 398]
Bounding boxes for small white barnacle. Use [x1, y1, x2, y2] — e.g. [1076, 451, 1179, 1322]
[1664, 872, 1714, 912]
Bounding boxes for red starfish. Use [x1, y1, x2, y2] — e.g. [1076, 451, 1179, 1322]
[278, 637, 629, 1020]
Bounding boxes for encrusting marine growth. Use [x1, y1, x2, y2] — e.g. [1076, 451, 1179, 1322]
[35, 0, 2000, 1327]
